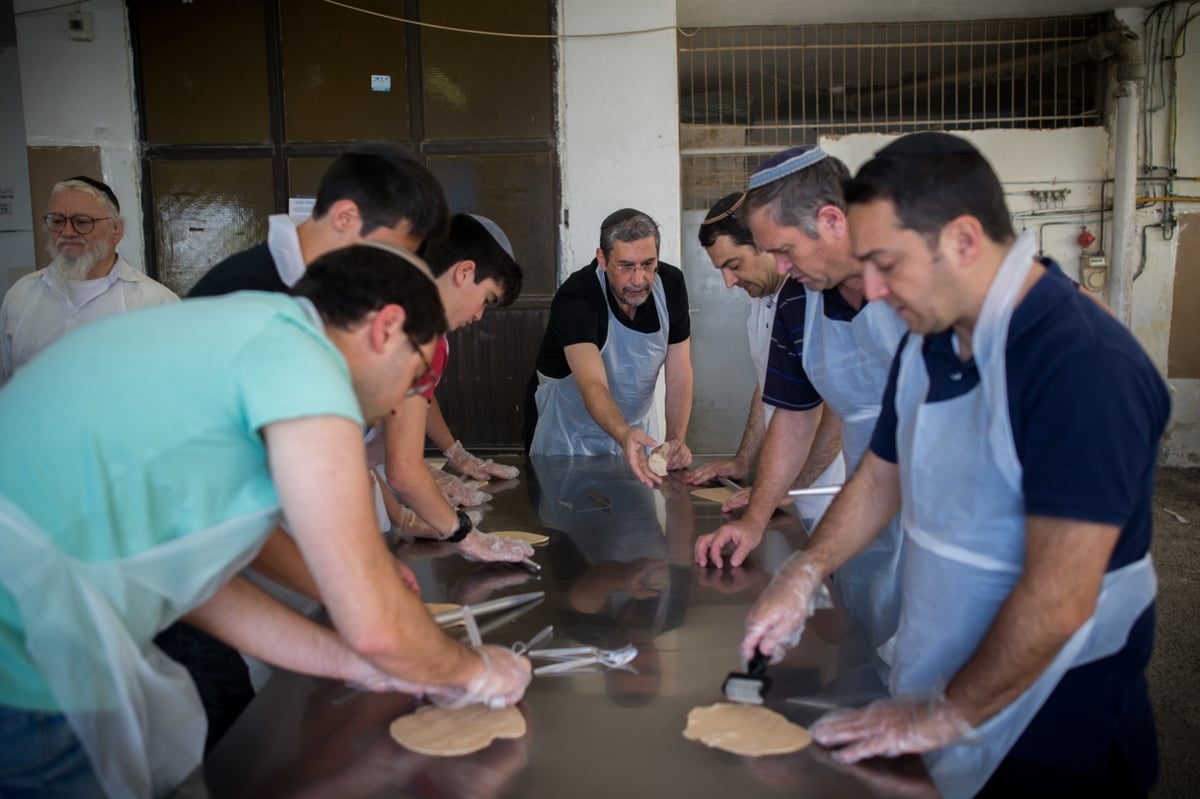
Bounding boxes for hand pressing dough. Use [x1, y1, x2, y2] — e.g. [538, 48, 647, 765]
[648, 444, 669, 477]
[683, 703, 813, 757]
[490, 530, 550, 546]
[690, 486, 734, 504]
[389, 703, 526, 756]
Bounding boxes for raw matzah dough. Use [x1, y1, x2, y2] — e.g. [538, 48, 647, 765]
[683, 702, 812, 756]
[424, 603, 465, 627]
[648, 444, 669, 477]
[690, 486, 734, 503]
[389, 703, 526, 756]
[490, 530, 550, 546]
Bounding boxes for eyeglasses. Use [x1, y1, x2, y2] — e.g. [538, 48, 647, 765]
[43, 213, 117, 234]
[404, 334, 440, 398]
[613, 262, 658, 276]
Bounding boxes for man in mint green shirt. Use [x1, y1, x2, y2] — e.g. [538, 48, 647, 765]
[0, 243, 532, 799]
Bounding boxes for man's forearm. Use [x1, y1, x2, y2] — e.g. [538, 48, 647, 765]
[741, 407, 820, 527]
[733, 387, 768, 467]
[793, 405, 842, 487]
[578, 378, 636, 445]
[801, 450, 902, 576]
[250, 527, 322, 601]
[424, 396, 456, 453]
[944, 516, 1119, 726]
[664, 344, 693, 442]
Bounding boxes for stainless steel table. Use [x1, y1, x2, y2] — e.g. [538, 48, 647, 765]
[174, 455, 932, 799]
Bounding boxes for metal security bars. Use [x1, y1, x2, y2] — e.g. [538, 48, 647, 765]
[679, 16, 1109, 210]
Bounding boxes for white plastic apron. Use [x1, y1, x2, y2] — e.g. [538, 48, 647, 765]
[889, 231, 1157, 799]
[0, 495, 277, 798]
[531, 266, 669, 456]
[747, 284, 783, 429]
[801, 288, 907, 673]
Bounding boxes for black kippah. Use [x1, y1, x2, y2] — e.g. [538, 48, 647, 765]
[600, 208, 647, 230]
[66, 175, 120, 212]
[875, 132, 979, 159]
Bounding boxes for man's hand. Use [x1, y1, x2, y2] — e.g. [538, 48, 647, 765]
[694, 518, 766, 568]
[621, 427, 661, 487]
[392, 558, 422, 596]
[811, 694, 973, 763]
[432, 646, 532, 710]
[456, 530, 535, 563]
[430, 466, 492, 507]
[740, 554, 822, 663]
[444, 440, 520, 481]
[721, 487, 794, 514]
[661, 439, 693, 471]
[685, 456, 750, 486]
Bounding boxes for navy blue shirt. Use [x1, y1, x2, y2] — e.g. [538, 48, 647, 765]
[761, 279, 862, 411]
[870, 261, 1170, 790]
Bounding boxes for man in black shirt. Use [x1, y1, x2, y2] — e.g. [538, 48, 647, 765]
[528, 208, 693, 486]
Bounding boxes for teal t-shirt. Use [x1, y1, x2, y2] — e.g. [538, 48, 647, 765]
[0, 292, 363, 709]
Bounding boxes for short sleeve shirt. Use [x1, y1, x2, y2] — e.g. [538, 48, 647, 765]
[761, 279, 863, 411]
[0, 292, 362, 708]
[535, 260, 691, 379]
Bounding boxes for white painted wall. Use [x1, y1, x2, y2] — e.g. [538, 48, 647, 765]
[556, 0, 681, 276]
[13, 0, 144, 271]
[0, 43, 35, 295]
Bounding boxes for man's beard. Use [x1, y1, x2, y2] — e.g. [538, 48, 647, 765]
[619, 285, 650, 307]
[48, 237, 110, 281]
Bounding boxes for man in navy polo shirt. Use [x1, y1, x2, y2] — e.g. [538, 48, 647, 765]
[742, 132, 1168, 798]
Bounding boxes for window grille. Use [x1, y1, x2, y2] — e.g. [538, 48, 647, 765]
[679, 16, 1109, 210]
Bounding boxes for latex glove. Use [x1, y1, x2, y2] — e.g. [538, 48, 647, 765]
[433, 646, 532, 710]
[694, 518, 766, 568]
[685, 456, 751, 486]
[812, 694, 974, 763]
[430, 465, 492, 507]
[444, 440, 520, 481]
[740, 554, 823, 663]
[456, 529, 534, 563]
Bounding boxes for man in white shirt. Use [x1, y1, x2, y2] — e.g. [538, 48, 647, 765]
[0, 176, 178, 383]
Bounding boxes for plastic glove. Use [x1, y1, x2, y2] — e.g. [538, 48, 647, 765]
[445, 440, 520, 481]
[456, 529, 534, 563]
[430, 465, 492, 507]
[433, 645, 532, 710]
[811, 693, 974, 763]
[740, 554, 823, 663]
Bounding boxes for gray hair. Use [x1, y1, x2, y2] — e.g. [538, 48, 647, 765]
[52, 178, 121, 220]
[599, 212, 660, 259]
[744, 156, 849, 239]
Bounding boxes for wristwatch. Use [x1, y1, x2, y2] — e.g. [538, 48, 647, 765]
[444, 509, 473, 543]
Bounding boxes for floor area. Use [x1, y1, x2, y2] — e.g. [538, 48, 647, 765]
[1147, 467, 1200, 798]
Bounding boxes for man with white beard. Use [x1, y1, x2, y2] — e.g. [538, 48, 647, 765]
[0, 176, 178, 383]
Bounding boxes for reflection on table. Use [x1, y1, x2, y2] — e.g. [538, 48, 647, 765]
[173, 455, 930, 799]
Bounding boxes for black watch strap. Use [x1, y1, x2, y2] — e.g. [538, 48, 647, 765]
[444, 509, 472, 543]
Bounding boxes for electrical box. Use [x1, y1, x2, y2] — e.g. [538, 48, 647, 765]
[67, 11, 94, 41]
[1080, 253, 1108, 293]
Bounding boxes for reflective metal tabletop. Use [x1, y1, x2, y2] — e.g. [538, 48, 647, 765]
[174, 455, 932, 799]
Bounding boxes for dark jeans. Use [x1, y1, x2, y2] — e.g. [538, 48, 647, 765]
[155, 621, 256, 752]
[0, 705, 104, 798]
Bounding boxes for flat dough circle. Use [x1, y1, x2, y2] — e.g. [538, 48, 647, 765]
[683, 703, 813, 757]
[691, 486, 734, 503]
[424, 603, 464, 627]
[389, 703, 526, 756]
[489, 530, 550, 546]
